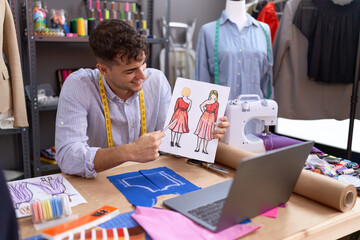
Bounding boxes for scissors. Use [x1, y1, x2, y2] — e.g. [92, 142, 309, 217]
[187, 159, 229, 174]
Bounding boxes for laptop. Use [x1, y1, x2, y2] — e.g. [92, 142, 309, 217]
[163, 141, 314, 232]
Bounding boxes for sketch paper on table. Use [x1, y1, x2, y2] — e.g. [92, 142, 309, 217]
[7, 173, 87, 218]
[159, 77, 230, 163]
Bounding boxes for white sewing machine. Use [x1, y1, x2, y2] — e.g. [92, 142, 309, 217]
[222, 94, 278, 153]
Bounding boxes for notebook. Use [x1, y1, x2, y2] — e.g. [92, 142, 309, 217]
[163, 141, 314, 232]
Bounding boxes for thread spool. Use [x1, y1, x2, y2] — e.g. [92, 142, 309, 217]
[84, 19, 88, 36]
[132, 3, 136, 13]
[125, 2, 129, 12]
[88, 18, 96, 35]
[76, 18, 86, 37]
[89, 8, 95, 18]
[96, 0, 100, 10]
[70, 19, 78, 34]
[142, 20, 147, 30]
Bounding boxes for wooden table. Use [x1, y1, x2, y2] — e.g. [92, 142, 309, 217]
[18, 155, 360, 240]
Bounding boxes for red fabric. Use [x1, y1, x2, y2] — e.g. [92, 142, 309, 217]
[257, 1, 279, 43]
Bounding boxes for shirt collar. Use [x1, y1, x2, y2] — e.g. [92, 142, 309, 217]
[220, 10, 260, 28]
[100, 73, 139, 102]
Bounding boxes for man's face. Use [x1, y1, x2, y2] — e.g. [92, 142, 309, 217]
[98, 52, 147, 100]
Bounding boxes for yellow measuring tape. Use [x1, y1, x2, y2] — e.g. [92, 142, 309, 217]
[98, 73, 146, 148]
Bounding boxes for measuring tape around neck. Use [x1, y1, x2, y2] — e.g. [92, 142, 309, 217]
[214, 18, 272, 99]
[98, 73, 147, 148]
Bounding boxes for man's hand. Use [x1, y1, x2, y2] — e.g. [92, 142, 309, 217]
[212, 116, 230, 141]
[129, 131, 165, 162]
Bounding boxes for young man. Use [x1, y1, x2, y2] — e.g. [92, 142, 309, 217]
[55, 19, 229, 178]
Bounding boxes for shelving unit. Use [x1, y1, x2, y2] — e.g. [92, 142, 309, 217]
[20, 0, 170, 176]
[0, 0, 31, 180]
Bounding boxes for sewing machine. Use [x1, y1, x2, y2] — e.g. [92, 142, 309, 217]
[222, 95, 278, 153]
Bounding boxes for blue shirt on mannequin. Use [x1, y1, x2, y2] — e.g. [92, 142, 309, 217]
[194, 10, 274, 101]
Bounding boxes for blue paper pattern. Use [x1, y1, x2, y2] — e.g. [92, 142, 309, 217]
[107, 167, 201, 207]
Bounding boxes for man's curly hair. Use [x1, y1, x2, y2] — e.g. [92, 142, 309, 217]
[89, 19, 149, 66]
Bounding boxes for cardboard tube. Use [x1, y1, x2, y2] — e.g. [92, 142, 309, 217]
[215, 142, 357, 212]
[294, 169, 357, 212]
[215, 142, 257, 169]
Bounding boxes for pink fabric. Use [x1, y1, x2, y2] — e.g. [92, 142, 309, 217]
[259, 204, 286, 218]
[132, 206, 261, 240]
[259, 207, 279, 218]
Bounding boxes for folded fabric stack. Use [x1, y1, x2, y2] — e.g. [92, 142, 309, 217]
[40, 147, 57, 164]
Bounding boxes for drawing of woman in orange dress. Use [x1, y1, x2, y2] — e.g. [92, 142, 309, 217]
[167, 87, 192, 148]
[194, 90, 219, 154]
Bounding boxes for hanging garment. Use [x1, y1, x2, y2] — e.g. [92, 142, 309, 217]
[194, 10, 273, 100]
[257, 1, 279, 43]
[293, 0, 360, 84]
[0, 0, 28, 127]
[273, 0, 360, 120]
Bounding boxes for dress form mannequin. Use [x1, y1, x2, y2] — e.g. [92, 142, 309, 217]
[225, 0, 247, 31]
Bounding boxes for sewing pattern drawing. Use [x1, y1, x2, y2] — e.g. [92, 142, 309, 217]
[118, 171, 185, 192]
[194, 90, 219, 154]
[107, 167, 201, 207]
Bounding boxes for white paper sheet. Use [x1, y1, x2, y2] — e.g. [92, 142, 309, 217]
[159, 78, 230, 163]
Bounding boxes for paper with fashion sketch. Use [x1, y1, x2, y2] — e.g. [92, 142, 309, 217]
[7, 174, 87, 218]
[159, 77, 230, 163]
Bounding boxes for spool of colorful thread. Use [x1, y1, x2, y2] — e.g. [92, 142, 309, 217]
[31, 195, 72, 224]
[77, 18, 86, 37]
[88, 18, 96, 35]
[70, 18, 77, 34]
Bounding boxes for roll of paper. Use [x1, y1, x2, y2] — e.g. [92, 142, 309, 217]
[215, 142, 357, 212]
[215, 142, 256, 169]
[294, 169, 357, 212]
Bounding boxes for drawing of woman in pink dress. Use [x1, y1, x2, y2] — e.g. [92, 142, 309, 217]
[168, 87, 192, 148]
[194, 90, 219, 154]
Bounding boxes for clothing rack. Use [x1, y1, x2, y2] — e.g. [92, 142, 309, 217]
[347, 29, 360, 160]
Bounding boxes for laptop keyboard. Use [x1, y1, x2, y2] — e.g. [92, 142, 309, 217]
[187, 198, 226, 227]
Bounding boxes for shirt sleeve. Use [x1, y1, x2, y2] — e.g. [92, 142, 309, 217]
[193, 26, 212, 82]
[55, 71, 99, 178]
[155, 70, 171, 131]
[259, 22, 274, 99]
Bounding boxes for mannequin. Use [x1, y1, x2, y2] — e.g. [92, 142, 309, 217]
[225, 0, 247, 31]
[194, 0, 274, 134]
